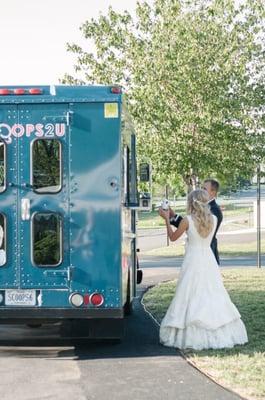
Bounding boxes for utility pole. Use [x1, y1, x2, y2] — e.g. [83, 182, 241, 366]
[257, 165, 261, 268]
[165, 184, 169, 247]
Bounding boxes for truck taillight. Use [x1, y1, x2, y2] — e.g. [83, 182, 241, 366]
[110, 87, 122, 94]
[29, 88, 42, 95]
[83, 294, 90, 305]
[90, 293, 104, 307]
[0, 89, 10, 95]
[0, 88, 43, 96]
[14, 88, 25, 95]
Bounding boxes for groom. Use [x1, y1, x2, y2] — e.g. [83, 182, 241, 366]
[169, 179, 223, 264]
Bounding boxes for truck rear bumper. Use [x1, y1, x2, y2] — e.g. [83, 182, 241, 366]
[0, 307, 124, 323]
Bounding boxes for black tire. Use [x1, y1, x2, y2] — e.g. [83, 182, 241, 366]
[137, 269, 143, 284]
[124, 276, 133, 316]
[27, 323, 42, 328]
[136, 256, 143, 284]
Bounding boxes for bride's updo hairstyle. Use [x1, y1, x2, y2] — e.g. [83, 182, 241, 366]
[187, 189, 214, 238]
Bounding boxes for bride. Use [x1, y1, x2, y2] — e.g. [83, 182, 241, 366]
[158, 189, 248, 350]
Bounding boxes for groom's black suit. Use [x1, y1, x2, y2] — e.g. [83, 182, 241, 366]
[208, 199, 223, 264]
[170, 199, 223, 264]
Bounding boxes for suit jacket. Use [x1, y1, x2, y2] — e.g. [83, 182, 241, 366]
[208, 199, 223, 264]
[170, 199, 223, 264]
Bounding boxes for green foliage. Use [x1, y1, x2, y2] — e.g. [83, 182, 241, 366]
[33, 140, 60, 189]
[62, 0, 265, 188]
[34, 231, 60, 265]
[34, 214, 61, 265]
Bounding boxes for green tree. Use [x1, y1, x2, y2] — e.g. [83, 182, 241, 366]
[62, 0, 265, 190]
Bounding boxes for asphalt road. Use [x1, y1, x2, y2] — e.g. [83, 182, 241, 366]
[139, 254, 265, 269]
[138, 227, 264, 252]
[138, 225, 265, 268]
[0, 268, 244, 400]
[141, 184, 265, 253]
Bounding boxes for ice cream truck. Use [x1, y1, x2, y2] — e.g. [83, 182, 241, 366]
[0, 85, 149, 339]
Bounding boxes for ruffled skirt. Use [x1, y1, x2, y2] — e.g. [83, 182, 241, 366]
[159, 248, 248, 350]
[160, 318, 248, 350]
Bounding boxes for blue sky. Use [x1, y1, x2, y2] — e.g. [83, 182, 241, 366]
[0, 0, 139, 85]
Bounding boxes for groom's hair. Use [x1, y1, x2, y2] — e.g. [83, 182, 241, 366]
[204, 179, 220, 193]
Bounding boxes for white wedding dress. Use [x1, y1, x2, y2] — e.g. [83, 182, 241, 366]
[159, 215, 248, 350]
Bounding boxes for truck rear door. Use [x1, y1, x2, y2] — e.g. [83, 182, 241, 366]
[0, 104, 70, 303]
[18, 104, 70, 291]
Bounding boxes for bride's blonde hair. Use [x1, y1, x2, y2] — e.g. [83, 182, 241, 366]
[187, 189, 214, 238]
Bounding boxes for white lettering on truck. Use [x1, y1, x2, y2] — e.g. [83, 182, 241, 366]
[0, 123, 66, 143]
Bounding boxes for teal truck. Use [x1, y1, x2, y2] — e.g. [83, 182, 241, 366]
[0, 85, 150, 339]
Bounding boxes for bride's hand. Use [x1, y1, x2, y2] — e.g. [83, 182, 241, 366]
[159, 207, 170, 220]
[168, 206, 175, 218]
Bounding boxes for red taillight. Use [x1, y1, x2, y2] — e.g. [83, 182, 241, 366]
[110, 87, 122, 94]
[83, 294, 90, 306]
[90, 293, 104, 307]
[14, 88, 25, 95]
[29, 88, 42, 95]
[0, 89, 10, 95]
[0, 88, 43, 96]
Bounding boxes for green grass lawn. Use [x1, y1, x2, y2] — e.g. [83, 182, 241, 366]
[142, 239, 265, 257]
[138, 209, 186, 229]
[143, 269, 265, 400]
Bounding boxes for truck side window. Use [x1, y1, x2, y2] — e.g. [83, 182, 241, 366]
[32, 139, 61, 193]
[123, 146, 130, 205]
[0, 140, 6, 193]
[32, 212, 62, 267]
[0, 213, 6, 267]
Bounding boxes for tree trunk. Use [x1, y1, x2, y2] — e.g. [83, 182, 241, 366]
[185, 170, 199, 193]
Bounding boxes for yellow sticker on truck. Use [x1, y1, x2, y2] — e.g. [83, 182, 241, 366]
[104, 103, 119, 118]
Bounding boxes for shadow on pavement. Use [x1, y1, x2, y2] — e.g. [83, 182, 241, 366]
[0, 293, 178, 361]
[75, 294, 178, 360]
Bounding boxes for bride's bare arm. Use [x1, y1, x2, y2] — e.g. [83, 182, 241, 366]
[165, 217, 188, 241]
[159, 208, 188, 241]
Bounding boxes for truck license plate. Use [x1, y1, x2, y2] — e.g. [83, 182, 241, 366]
[5, 290, 36, 306]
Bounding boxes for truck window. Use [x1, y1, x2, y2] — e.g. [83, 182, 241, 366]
[123, 140, 138, 206]
[0, 140, 6, 193]
[0, 213, 6, 267]
[129, 134, 138, 206]
[123, 146, 130, 204]
[32, 139, 61, 193]
[32, 212, 62, 267]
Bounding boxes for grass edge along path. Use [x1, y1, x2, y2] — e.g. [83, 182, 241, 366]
[143, 269, 265, 400]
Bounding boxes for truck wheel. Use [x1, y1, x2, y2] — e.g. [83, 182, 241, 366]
[124, 277, 133, 316]
[136, 255, 143, 284]
[27, 323, 42, 328]
[137, 269, 143, 284]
